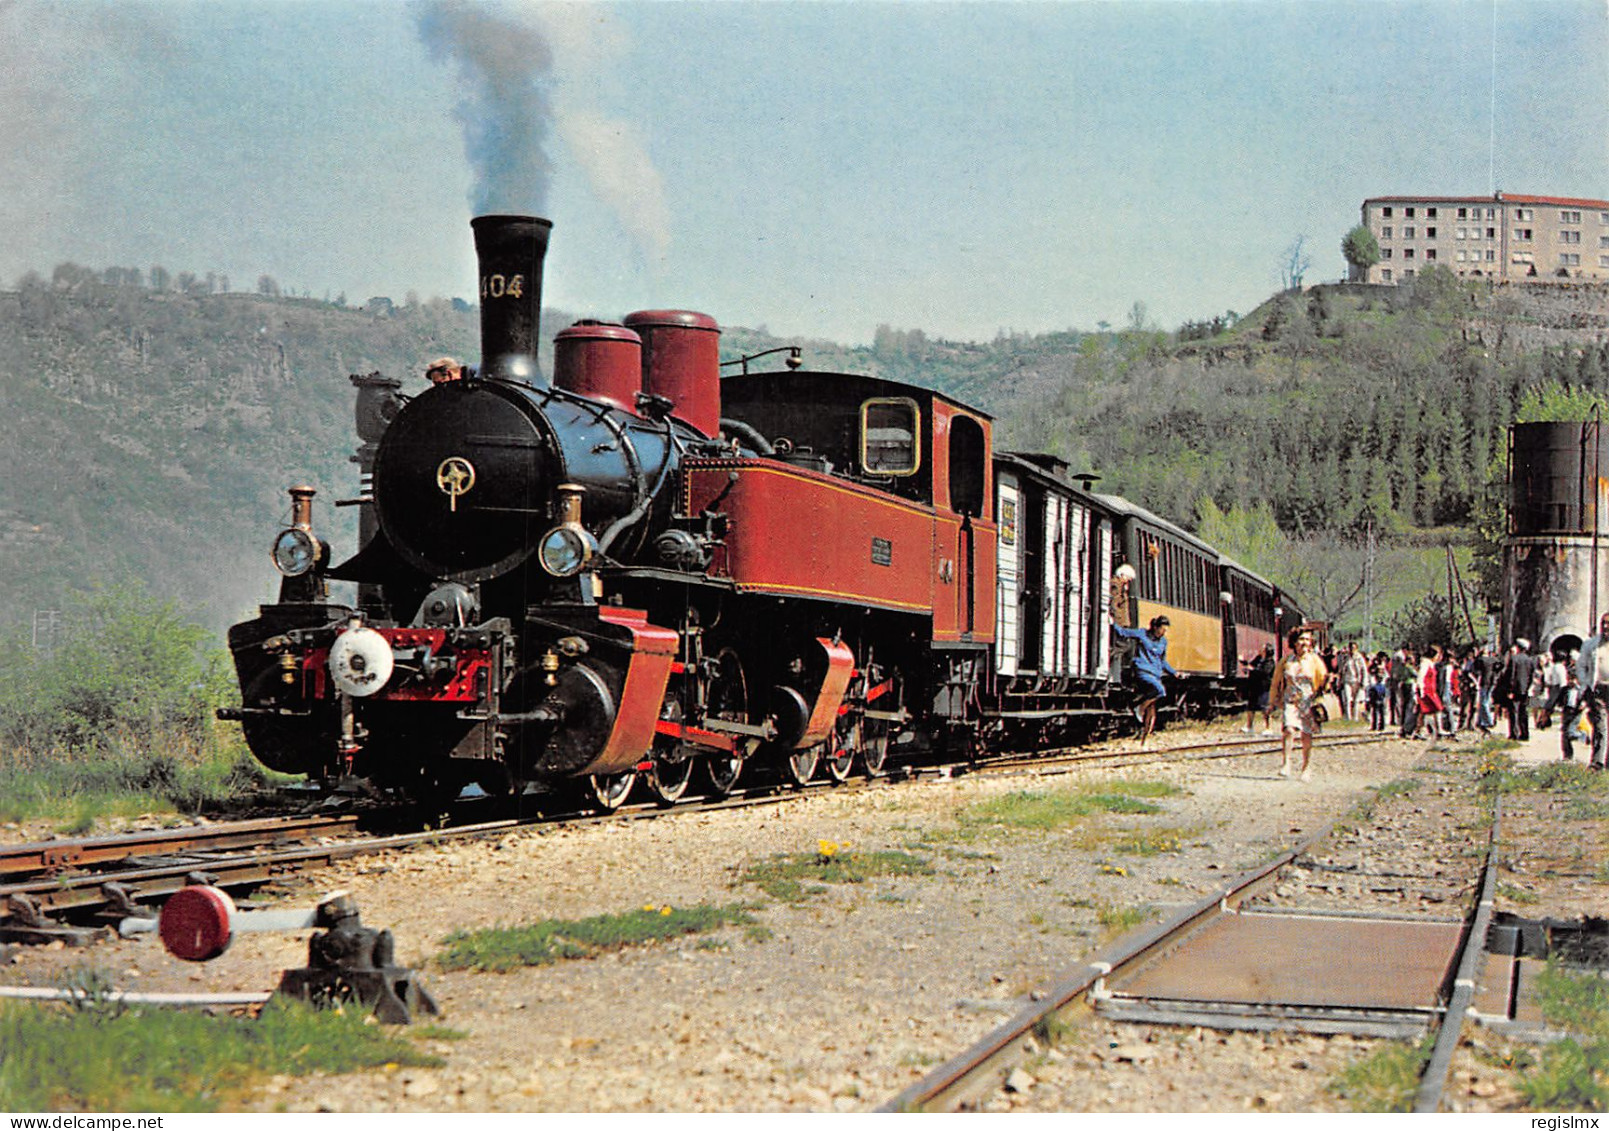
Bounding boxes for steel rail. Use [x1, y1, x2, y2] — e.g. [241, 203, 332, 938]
[0, 814, 530, 917]
[0, 784, 807, 923]
[879, 755, 1500, 1114]
[1411, 796, 1503, 1113]
[0, 814, 361, 878]
[979, 731, 1397, 775]
[0, 729, 1409, 933]
[877, 822, 1336, 1112]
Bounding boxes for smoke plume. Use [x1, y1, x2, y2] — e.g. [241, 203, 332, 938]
[558, 108, 670, 264]
[417, 0, 554, 216]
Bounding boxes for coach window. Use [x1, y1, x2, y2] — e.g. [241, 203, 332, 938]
[861, 398, 921, 476]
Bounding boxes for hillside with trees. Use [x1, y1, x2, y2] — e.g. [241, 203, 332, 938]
[2, 261, 1605, 647]
[0, 270, 479, 637]
[735, 273, 1609, 641]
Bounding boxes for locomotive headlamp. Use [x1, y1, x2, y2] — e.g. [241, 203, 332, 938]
[539, 482, 594, 577]
[272, 485, 323, 578]
[271, 527, 320, 577]
[538, 525, 595, 577]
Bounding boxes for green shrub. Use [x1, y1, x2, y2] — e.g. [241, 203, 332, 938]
[0, 584, 231, 752]
[0, 585, 268, 822]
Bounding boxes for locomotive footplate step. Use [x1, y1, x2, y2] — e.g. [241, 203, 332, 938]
[1093, 909, 1465, 1036]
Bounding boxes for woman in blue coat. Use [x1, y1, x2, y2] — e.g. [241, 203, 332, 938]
[1114, 615, 1177, 747]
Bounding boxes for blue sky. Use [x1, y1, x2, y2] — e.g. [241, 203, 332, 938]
[2, 0, 1605, 344]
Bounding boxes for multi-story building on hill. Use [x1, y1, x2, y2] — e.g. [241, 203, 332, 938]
[1354, 193, 1609, 285]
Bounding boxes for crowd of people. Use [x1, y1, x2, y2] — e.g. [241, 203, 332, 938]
[1239, 628, 1609, 771]
[1109, 563, 1608, 776]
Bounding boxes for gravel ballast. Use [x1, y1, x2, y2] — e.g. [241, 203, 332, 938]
[5, 722, 1599, 1112]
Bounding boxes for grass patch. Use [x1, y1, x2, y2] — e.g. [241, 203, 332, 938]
[0, 993, 436, 1112]
[958, 780, 1180, 834]
[1354, 776, 1420, 820]
[1536, 960, 1609, 1038]
[924, 843, 1000, 862]
[1563, 794, 1609, 821]
[437, 902, 757, 972]
[0, 731, 293, 829]
[1094, 901, 1153, 934]
[739, 847, 934, 904]
[1478, 756, 1609, 826]
[1470, 745, 1609, 800]
[1497, 882, 1540, 906]
[1512, 963, 1609, 1108]
[1032, 1009, 1079, 1048]
[1103, 825, 1197, 857]
[1328, 1038, 1432, 1112]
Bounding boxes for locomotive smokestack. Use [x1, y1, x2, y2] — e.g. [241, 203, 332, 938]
[471, 214, 552, 383]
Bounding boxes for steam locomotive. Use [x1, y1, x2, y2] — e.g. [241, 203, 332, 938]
[223, 215, 1307, 808]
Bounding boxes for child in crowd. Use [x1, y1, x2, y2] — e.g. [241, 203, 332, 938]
[1561, 663, 1586, 762]
[1366, 668, 1390, 731]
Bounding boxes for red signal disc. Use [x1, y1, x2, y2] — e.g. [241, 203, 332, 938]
[158, 885, 236, 962]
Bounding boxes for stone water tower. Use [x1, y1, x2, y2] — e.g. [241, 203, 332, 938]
[1502, 420, 1609, 658]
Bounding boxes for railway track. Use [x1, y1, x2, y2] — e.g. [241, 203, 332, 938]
[878, 779, 1502, 1113]
[0, 814, 360, 880]
[0, 727, 1396, 946]
[971, 730, 1395, 777]
[2, 721, 1495, 1113]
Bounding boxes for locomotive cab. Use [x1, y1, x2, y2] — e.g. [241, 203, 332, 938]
[714, 370, 997, 649]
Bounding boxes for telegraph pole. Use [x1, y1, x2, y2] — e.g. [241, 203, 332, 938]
[1364, 520, 1376, 652]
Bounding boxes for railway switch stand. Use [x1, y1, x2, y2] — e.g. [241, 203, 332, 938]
[135, 884, 439, 1024]
[3, 892, 103, 947]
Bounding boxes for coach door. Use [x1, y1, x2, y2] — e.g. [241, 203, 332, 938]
[949, 416, 988, 640]
[995, 473, 1022, 675]
[1093, 519, 1115, 680]
[1065, 500, 1092, 677]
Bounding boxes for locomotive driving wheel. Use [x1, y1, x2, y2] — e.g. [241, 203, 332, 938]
[823, 714, 858, 783]
[586, 770, 637, 812]
[644, 700, 693, 806]
[783, 743, 820, 787]
[700, 647, 748, 798]
[861, 719, 891, 777]
[825, 671, 868, 782]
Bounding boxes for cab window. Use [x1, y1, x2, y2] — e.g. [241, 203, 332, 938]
[861, 398, 921, 476]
